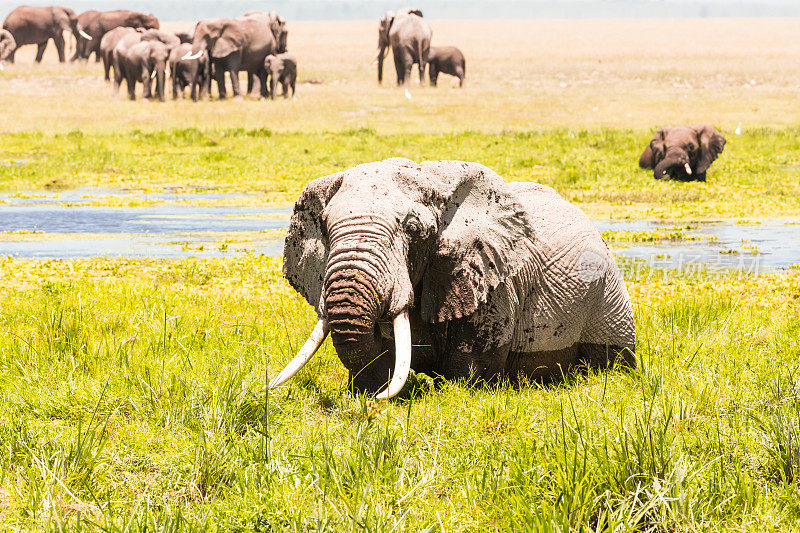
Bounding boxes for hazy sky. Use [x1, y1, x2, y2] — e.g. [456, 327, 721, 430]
[2, 1, 800, 21]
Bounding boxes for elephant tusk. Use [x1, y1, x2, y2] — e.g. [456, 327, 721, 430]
[371, 49, 381, 64]
[79, 29, 93, 40]
[151, 70, 157, 80]
[375, 311, 412, 400]
[268, 319, 328, 389]
[181, 50, 203, 61]
[684, 163, 692, 175]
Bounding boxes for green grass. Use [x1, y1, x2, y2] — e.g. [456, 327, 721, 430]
[2, 127, 800, 219]
[1, 256, 799, 530]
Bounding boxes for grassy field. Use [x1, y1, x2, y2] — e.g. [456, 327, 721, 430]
[1, 16, 800, 531]
[2, 127, 800, 219]
[0, 257, 799, 530]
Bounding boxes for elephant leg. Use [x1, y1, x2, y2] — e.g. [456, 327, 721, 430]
[229, 70, 241, 98]
[418, 60, 425, 87]
[126, 74, 136, 100]
[7, 47, 15, 63]
[392, 48, 406, 85]
[215, 67, 227, 99]
[35, 42, 47, 63]
[53, 35, 65, 63]
[70, 39, 81, 62]
[429, 64, 438, 87]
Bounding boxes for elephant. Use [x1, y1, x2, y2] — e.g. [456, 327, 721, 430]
[170, 42, 209, 101]
[639, 125, 726, 182]
[376, 8, 432, 86]
[114, 38, 169, 101]
[428, 46, 465, 88]
[74, 10, 159, 62]
[270, 159, 636, 399]
[2, 5, 91, 63]
[0, 29, 15, 66]
[100, 26, 142, 81]
[264, 53, 296, 99]
[71, 10, 98, 60]
[175, 31, 193, 44]
[182, 15, 278, 99]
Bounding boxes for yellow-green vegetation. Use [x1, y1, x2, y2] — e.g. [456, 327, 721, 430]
[0, 256, 799, 530]
[2, 127, 800, 219]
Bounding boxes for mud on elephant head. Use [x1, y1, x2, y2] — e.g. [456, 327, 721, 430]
[639, 125, 726, 182]
[273, 159, 636, 398]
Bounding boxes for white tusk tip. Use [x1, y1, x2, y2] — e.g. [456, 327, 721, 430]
[684, 163, 692, 174]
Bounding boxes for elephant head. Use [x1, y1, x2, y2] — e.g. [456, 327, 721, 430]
[124, 12, 160, 30]
[267, 11, 288, 54]
[0, 29, 16, 64]
[639, 125, 726, 181]
[52, 7, 91, 45]
[274, 159, 536, 397]
[141, 29, 180, 51]
[184, 19, 244, 60]
[138, 40, 169, 101]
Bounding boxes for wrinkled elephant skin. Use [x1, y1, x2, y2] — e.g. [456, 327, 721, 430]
[278, 159, 636, 398]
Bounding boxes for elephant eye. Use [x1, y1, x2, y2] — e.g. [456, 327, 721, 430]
[686, 144, 696, 152]
[404, 216, 421, 234]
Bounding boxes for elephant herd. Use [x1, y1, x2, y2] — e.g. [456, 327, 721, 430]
[375, 8, 466, 87]
[0, 6, 295, 101]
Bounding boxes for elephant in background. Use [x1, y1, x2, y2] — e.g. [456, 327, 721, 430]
[428, 46, 465, 87]
[376, 8, 431, 86]
[75, 10, 159, 62]
[264, 52, 296, 99]
[639, 125, 726, 182]
[183, 16, 278, 99]
[71, 9, 98, 60]
[271, 159, 635, 398]
[170, 42, 209, 101]
[114, 37, 169, 101]
[2, 5, 91, 63]
[100, 26, 141, 81]
[0, 29, 15, 66]
[175, 31, 193, 44]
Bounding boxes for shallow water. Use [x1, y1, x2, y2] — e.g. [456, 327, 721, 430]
[0, 200, 798, 271]
[595, 220, 800, 274]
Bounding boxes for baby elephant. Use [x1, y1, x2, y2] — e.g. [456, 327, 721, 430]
[264, 53, 296, 99]
[639, 125, 726, 182]
[428, 46, 465, 87]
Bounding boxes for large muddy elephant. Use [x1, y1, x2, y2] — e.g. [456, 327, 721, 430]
[0, 29, 16, 66]
[74, 10, 159, 62]
[271, 159, 636, 398]
[639, 125, 726, 182]
[183, 15, 278, 99]
[2, 5, 91, 63]
[376, 8, 431, 86]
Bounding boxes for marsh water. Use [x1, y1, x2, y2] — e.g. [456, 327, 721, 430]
[1, 190, 799, 271]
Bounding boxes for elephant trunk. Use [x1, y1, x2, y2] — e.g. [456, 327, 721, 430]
[269, 70, 277, 100]
[654, 149, 691, 180]
[376, 45, 386, 83]
[155, 63, 166, 101]
[323, 221, 411, 394]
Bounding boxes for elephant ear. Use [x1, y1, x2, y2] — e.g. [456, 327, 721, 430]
[639, 129, 665, 169]
[51, 7, 71, 32]
[693, 125, 726, 174]
[283, 173, 343, 314]
[211, 24, 245, 58]
[420, 162, 535, 323]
